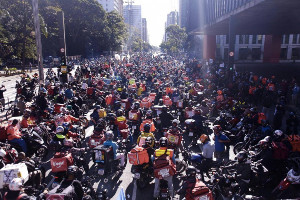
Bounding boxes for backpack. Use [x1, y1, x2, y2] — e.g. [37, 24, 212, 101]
[153, 151, 176, 179]
[272, 141, 289, 160]
[50, 152, 74, 172]
[186, 180, 212, 200]
[128, 146, 149, 165]
[46, 184, 74, 200]
[258, 113, 267, 124]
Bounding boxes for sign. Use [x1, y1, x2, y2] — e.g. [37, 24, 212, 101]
[60, 48, 65, 53]
[229, 51, 234, 57]
[61, 66, 67, 74]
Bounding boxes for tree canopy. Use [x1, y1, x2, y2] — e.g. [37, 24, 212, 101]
[160, 24, 187, 56]
[0, 0, 128, 64]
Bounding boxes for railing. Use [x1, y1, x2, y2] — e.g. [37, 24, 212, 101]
[204, 0, 254, 26]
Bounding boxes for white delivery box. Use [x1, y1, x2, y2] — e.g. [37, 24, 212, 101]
[0, 163, 29, 189]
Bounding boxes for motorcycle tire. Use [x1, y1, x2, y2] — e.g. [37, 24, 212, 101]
[36, 145, 48, 159]
[233, 142, 244, 154]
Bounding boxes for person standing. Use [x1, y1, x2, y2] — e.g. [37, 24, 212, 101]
[213, 125, 230, 163]
[0, 85, 6, 110]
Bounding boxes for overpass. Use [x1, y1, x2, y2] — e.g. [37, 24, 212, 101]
[192, 0, 300, 63]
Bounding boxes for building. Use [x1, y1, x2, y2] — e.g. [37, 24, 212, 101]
[123, 4, 142, 37]
[216, 34, 300, 62]
[97, 0, 123, 15]
[179, 0, 188, 29]
[166, 11, 179, 28]
[142, 18, 148, 43]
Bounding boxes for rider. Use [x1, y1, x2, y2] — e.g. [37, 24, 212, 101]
[159, 106, 174, 130]
[142, 137, 155, 166]
[46, 166, 84, 199]
[103, 131, 125, 168]
[137, 123, 155, 147]
[153, 137, 175, 199]
[199, 134, 215, 181]
[7, 119, 27, 153]
[252, 138, 274, 172]
[140, 110, 156, 133]
[3, 178, 29, 200]
[213, 125, 230, 162]
[177, 166, 197, 200]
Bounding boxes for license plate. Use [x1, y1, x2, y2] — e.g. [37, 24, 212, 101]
[132, 126, 136, 130]
[189, 132, 193, 136]
[161, 193, 168, 198]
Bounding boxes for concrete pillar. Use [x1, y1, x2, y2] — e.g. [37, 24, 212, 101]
[263, 35, 281, 63]
[203, 35, 216, 60]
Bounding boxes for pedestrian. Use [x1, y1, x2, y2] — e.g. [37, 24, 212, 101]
[0, 84, 6, 109]
[213, 125, 230, 163]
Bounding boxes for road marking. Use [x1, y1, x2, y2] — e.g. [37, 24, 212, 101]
[132, 179, 137, 200]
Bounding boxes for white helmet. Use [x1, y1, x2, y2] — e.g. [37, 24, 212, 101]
[9, 178, 23, 191]
[63, 138, 73, 147]
[274, 130, 283, 137]
[56, 126, 64, 134]
[0, 148, 5, 157]
[172, 119, 180, 125]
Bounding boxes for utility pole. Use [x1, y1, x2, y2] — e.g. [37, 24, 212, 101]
[32, 0, 44, 82]
[125, 0, 134, 54]
[57, 11, 68, 83]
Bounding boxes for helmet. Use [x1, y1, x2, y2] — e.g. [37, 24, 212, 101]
[217, 90, 223, 95]
[0, 148, 6, 157]
[274, 130, 283, 138]
[67, 105, 72, 111]
[145, 137, 153, 145]
[258, 139, 268, 148]
[116, 109, 124, 117]
[146, 110, 152, 117]
[186, 166, 197, 177]
[195, 107, 202, 115]
[200, 134, 209, 143]
[95, 105, 101, 110]
[236, 151, 247, 163]
[159, 137, 168, 147]
[172, 119, 180, 126]
[250, 107, 256, 112]
[134, 102, 140, 109]
[213, 125, 222, 132]
[62, 122, 70, 131]
[73, 97, 78, 101]
[56, 126, 64, 134]
[67, 165, 78, 178]
[106, 131, 114, 140]
[159, 99, 164, 105]
[64, 138, 74, 147]
[144, 123, 151, 133]
[9, 178, 23, 191]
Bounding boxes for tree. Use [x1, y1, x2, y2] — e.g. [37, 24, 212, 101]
[0, 0, 38, 69]
[160, 25, 187, 56]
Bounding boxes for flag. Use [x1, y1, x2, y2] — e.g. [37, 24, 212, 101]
[117, 187, 126, 200]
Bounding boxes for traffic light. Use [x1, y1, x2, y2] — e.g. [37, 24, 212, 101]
[61, 55, 66, 66]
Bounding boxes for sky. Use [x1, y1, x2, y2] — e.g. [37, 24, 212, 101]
[131, 0, 179, 47]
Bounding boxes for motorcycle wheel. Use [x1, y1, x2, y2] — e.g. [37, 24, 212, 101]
[233, 142, 244, 154]
[137, 176, 148, 189]
[36, 145, 48, 158]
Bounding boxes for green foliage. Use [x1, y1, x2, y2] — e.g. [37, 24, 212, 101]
[0, 0, 128, 62]
[160, 25, 187, 55]
[131, 37, 152, 53]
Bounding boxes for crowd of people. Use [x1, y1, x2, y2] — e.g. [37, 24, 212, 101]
[0, 53, 299, 199]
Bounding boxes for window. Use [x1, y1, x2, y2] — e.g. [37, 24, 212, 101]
[245, 35, 249, 44]
[280, 48, 287, 60]
[252, 35, 257, 44]
[224, 48, 228, 58]
[257, 35, 263, 44]
[239, 35, 243, 44]
[252, 48, 261, 60]
[292, 48, 300, 59]
[225, 35, 229, 44]
[293, 34, 298, 44]
[284, 35, 290, 44]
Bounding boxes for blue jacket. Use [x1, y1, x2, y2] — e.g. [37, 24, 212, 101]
[103, 140, 119, 159]
[214, 133, 229, 152]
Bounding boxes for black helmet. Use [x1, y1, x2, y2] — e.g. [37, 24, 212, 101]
[236, 151, 247, 163]
[145, 137, 153, 145]
[144, 123, 151, 133]
[162, 105, 167, 112]
[116, 109, 124, 117]
[159, 99, 163, 105]
[67, 165, 78, 179]
[134, 102, 140, 109]
[159, 137, 168, 147]
[186, 166, 197, 177]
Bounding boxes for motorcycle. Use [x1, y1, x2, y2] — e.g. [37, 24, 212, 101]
[9, 128, 48, 159]
[272, 168, 300, 198]
[132, 163, 153, 189]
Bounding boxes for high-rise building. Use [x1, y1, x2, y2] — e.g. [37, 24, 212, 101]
[166, 11, 179, 28]
[142, 18, 148, 43]
[179, 0, 201, 32]
[97, 0, 123, 15]
[179, 0, 188, 29]
[123, 4, 142, 37]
